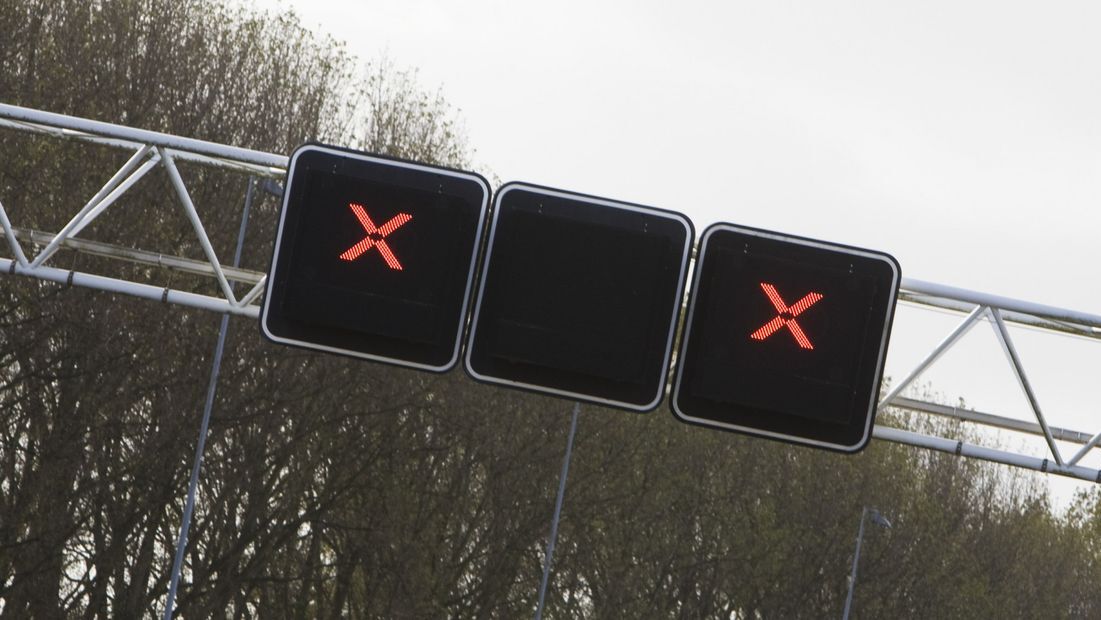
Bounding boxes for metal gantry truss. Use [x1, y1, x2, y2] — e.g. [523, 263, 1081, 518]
[880, 282, 1101, 482]
[2, 102, 1100, 483]
[0, 103, 283, 318]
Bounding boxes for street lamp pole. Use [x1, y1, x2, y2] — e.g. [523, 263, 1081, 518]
[842, 507, 891, 620]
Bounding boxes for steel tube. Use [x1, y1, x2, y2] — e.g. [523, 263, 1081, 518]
[879, 305, 986, 408]
[890, 396, 1094, 445]
[0, 201, 29, 266]
[12, 228, 264, 285]
[68, 153, 162, 238]
[1067, 431, 1101, 467]
[160, 150, 237, 305]
[0, 118, 283, 177]
[989, 309, 1064, 466]
[902, 277, 1101, 329]
[162, 178, 255, 619]
[841, 507, 867, 620]
[0, 103, 286, 169]
[162, 148, 284, 178]
[535, 402, 581, 620]
[898, 294, 1097, 338]
[30, 145, 154, 268]
[1, 258, 258, 318]
[873, 426, 1100, 483]
[236, 277, 267, 308]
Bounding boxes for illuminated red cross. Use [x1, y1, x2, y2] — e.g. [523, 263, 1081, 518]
[339, 203, 412, 270]
[749, 282, 823, 350]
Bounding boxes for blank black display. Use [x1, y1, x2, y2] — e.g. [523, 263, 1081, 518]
[466, 185, 692, 410]
[262, 146, 487, 370]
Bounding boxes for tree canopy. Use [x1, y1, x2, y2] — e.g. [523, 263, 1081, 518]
[1, 0, 1099, 618]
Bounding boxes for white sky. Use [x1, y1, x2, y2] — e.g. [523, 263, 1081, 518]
[253, 0, 1100, 503]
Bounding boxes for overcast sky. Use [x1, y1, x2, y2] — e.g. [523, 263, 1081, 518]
[254, 0, 1100, 500]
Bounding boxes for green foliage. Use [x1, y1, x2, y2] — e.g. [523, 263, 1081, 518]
[1, 0, 1100, 618]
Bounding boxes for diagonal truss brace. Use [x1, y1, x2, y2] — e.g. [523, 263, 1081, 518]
[160, 148, 238, 306]
[30, 145, 160, 268]
[880, 305, 1070, 468]
[988, 308, 1064, 466]
[881, 280, 1101, 482]
[1, 103, 1100, 482]
[0, 103, 282, 318]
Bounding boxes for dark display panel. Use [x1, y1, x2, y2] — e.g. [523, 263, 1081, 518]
[672, 224, 900, 451]
[465, 183, 693, 411]
[261, 144, 489, 371]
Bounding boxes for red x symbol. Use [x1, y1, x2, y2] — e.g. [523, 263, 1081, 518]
[749, 282, 823, 350]
[339, 203, 412, 270]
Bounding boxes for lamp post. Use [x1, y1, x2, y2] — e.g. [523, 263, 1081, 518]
[842, 506, 891, 620]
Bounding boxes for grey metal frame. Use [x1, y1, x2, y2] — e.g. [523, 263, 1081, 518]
[2, 102, 1099, 483]
[880, 280, 1101, 481]
[0, 103, 280, 318]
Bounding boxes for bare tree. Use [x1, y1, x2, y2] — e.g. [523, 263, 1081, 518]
[2, 1, 1100, 618]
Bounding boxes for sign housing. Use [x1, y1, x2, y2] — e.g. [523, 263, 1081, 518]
[465, 182, 693, 411]
[260, 144, 490, 372]
[671, 223, 900, 452]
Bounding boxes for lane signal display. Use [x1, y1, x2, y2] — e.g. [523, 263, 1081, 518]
[339, 204, 412, 269]
[465, 182, 694, 411]
[260, 144, 490, 372]
[671, 223, 900, 452]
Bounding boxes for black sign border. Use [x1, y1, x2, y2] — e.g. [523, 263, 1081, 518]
[464, 181, 694, 412]
[670, 222, 901, 452]
[259, 143, 491, 372]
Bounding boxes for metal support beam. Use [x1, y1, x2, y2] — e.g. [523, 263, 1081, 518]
[0, 198, 29, 266]
[11, 228, 265, 285]
[160, 149, 238, 305]
[0, 103, 286, 169]
[163, 177, 256, 619]
[879, 305, 987, 408]
[0, 257, 258, 318]
[890, 396, 1094, 446]
[988, 308, 1064, 466]
[902, 277, 1101, 331]
[874, 426, 1100, 483]
[535, 402, 581, 620]
[29, 145, 158, 268]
